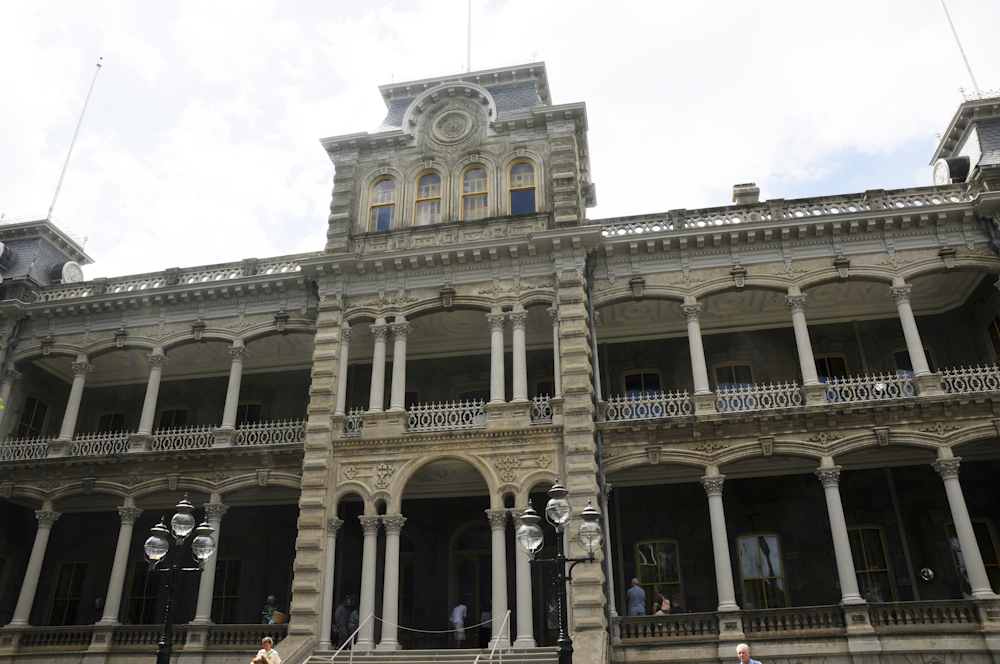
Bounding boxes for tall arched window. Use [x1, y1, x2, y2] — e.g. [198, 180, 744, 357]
[369, 178, 396, 232]
[509, 162, 536, 215]
[462, 167, 488, 220]
[415, 173, 442, 226]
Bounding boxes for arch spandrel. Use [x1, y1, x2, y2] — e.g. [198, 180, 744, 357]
[388, 452, 499, 512]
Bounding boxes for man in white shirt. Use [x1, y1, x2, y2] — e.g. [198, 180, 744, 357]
[450, 603, 467, 648]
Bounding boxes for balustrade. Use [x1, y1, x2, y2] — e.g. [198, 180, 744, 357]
[149, 425, 215, 452]
[406, 399, 487, 432]
[344, 408, 365, 437]
[825, 373, 913, 403]
[617, 613, 719, 641]
[530, 395, 553, 424]
[234, 419, 306, 446]
[868, 601, 980, 629]
[69, 431, 131, 456]
[939, 364, 1000, 395]
[0, 436, 52, 461]
[742, 606, 845, 634]
[716, 382, 802, 413]
[604, 390, 693, 421]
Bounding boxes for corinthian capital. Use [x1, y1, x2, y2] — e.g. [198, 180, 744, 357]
[681, 303, 702, 322]
[815, 466, 842, 488]
[371, 324, 390, 342]
[390, 322, 412, 339]
[327, 517, 344, 535]
[71, 362, 94, 377]
[229, 345, 251, 363]
[486, 508, 509, 530]
[486, 313, 507, 332]
[341, 327, 354, 344]
[381, 514, 407, 534]
[204, 503, 229, 522]
[700, 475, 725, 497]
[35, 510, 61, 528]
[785, 294, 806, 313]
[932, 457, 961, 480]
[147, 354, 171, 370]
[889, 284, 912, 305]
[509, 312, 528, 329]
[2, 367, 21, 386]
[359, 515, 382, 535]
[118, 506, 143, 525]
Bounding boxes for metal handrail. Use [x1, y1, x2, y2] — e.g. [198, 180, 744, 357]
[473, 610, 511, 664]
[330, 613, 373, 664]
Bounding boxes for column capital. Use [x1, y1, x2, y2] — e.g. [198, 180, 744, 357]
[486, 312, 507, 331]
[547, 306, 559, 325]
[785, 294, 807, 313]
[341, 327, 354, 343]
[486, 508, 509, 530]
[509, 311, 528, 329]
[2, 367, 21, 386]
[390, 322, 412, 339]
[71, 361, 94, 377]
[815, 466, 842, 488]
[889, 284, 912, 304]
[118, 506, 143, 525]
[359, 514, 382, 535]
[382, 514, 406, 534]
[204, 503, 229, 521]
[932, 457, 962, 479]
[147, 354, 171, 370]
[681, 302, 702, 322]
[509, 508, 528, 525]
[35, 509, 61, 528]
[371, 324, 390, 342]
[700, 475, 725, 497]
[229, 345, 250, 362]
[327, 517, 344, 535]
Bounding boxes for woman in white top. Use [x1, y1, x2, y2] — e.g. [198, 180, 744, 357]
[253, 636, 281, 664]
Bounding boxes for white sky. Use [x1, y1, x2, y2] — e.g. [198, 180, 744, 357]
[1, 1, 998, 280]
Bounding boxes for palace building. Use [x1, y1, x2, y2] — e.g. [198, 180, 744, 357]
[0, 62, 999, 664]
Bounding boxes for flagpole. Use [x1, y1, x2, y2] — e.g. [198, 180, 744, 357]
[938, 0, 980, 96]
[48, 57, 102, 221]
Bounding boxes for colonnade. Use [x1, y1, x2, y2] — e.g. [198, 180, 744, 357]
[698, 452, 998, 613]
[333, 305, 563, 416]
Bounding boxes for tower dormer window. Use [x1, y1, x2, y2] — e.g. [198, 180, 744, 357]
[415, 173, 442, 226]
[509, 162, 536, 215]
[370, 178, 396, 232]
[462, 167, 488, 221]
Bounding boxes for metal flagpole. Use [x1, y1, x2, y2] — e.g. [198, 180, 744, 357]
[47, 57, 103, 221]
[938, 0, 980, 96]
[466, 0, 472, 72]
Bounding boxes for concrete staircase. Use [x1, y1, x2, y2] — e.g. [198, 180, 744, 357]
[305, 646, 558, 664]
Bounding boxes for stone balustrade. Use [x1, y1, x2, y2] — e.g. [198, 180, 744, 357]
[234, 419, 306, 446]
[604, 390, 693, 422]
[406, 399, 487, 432]
[716, 381, 802, 413]
[3, 623, 287, 655]
[939, 364, 1000, 395]
[825, 372, 914, 403]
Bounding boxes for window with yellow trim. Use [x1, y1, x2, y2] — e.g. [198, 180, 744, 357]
[236, 403, 262, 426]
[415, 173, 442, 226]
[126, 560, 159, 624]
[48, 562, 87, 626]
[97, 412, 126, 433]
[848, 527, 895, 602]
[947, 520, 1000, 597]
[462, 167, 488, 220]
[624, 372, 661, 398]
[509, 162, 535, 215]
[635, 540, 681, 611]
[369, 178, 396, 232]
[815, 356, 849, 383]
[738, 534, 787, 609]
[17, 396, 48, 439]
[157, 408, 188, 431]
[211, 558, 242, 624]
[988, 316, 1000, 362]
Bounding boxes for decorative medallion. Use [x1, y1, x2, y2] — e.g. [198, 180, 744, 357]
[431, 109, 475, 144]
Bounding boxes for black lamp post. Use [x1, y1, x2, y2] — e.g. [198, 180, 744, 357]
[143, 494, 217, 664]
[516, 482, 604, 664]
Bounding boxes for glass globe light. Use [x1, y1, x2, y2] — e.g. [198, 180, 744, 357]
[144, 519, 171, 566]
[170, 494, 196, 539]
[515, 504, 544, 555]
[544, 482, 572, 528]
[577, 500, 604, 557]
[191, 521, 217, 568]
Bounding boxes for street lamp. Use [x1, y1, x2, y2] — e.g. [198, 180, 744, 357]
[516, 482, 603, 664]
[144, 494, 217, 664]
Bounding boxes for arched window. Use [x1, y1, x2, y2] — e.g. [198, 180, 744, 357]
[370, 178, 396, 232]
[509, 162, 536, 215]
[415, 173, 442, 226]
[462, 167, 488, 220]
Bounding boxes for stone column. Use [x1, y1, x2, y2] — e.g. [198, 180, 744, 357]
[8, 509, 60, 626]
[548, 307, 562, 398]
[368, 319, 389, 413]
[933, 456, 997, 599]
[682, 299, 715, 414]
[701, 473, 739, 611]
[220, 343, 249, 428]
[486, 508, 510, 647]
[0, 366, 22, 435]
[192, 502, 228, 624]
[377, 515, 406, 650]
[511, 509, 536, 648]
[137, 350, 170, 435]
[334, 325, 353, 416]
[815, 461, 865, 605]
[786, 289, 820, 386]
[319, 518, 343, 649]
[356, 515, 381, 650]
[889, 279, 931, 377]
[388, 318, 411, 413]
[98, 506, 143, 624]
[57, 356, 93, 442]
[510, 307, 529, 403]
[487, 311, 507, 404]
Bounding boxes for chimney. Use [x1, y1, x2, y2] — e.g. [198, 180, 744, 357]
[732, 183, 760, 205]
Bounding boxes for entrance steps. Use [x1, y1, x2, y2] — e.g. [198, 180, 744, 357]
[306, 646, 558, 664]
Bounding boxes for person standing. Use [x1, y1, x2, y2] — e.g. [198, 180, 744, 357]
[479, 603, 492, 648]
[253, 636, 281, 664]
[450, 602, 467, 648]
[737, 643, 761, 664]
[262, 596, 280, 624]
[626, 578, 646, 616]
[335, 595, 355, 648]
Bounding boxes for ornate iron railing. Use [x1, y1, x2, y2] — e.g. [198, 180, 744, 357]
[0, 436, 52, 461]
[716, 382, 802, 413]
[149, 425, 215, 452]
[530, 396, 553, 424]
[343, 408, 364, 438]
[939, 365, 1000, 395]
[70, 431, 132, 456]
[825, 373, 913, 403]
[604, 390, 693, 421]
[743, 606, 846, 634]
[234, 419, 305, 446]
[406, 400, 487, 432]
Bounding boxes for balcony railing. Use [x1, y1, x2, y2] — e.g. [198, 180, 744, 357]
[149, 424, 216, 452]
[742, 605, 845, 634]
[343, 408, 364, 437]
[618, 612, 719, 641]
[406, 399, 487, 432]
[868, 600, 980, 629]
[13, 623, 287, 651]
[939, 364, 1000, 395]
[0, 436, 52, 461]
[234, 419, 306, 446]
[604, 390, 693, 422]
[70, 431, 132, 456]
[531, 395, 553, 424]
[825, 372, 913, 403]
[716, 382, 802, 413]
